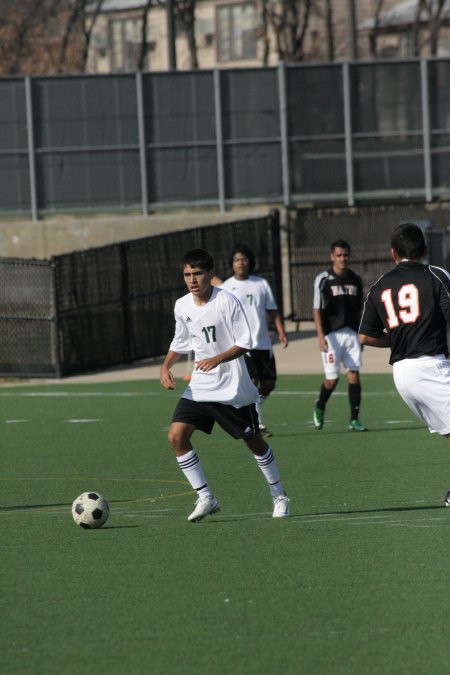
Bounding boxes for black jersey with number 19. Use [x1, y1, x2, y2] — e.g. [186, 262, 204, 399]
[359, 261, 450, 365]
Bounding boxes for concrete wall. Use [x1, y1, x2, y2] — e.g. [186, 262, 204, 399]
[0, 205, 280, 260]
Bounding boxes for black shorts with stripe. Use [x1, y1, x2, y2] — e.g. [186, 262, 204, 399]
[171, 398, 259, 439]
[244, 349, 277, 382]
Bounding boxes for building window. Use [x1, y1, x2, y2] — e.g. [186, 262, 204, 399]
[109, 18, 142, 72]
[217, 3, 258, 61]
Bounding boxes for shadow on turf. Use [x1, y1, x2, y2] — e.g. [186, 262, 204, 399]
[298, 504, 444, 518]
[100, 525, 139, 529]
[197, 503, 445, 524]
[271, 424, 425, 438]
[0, 502, 72, 511]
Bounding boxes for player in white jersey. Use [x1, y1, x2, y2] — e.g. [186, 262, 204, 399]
[221, 244, 288, 437]
[160, 248, 289, 522]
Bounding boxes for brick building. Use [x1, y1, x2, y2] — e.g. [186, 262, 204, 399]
[88, 0, 444, 74]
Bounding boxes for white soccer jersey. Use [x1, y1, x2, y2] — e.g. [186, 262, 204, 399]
[221, 275, 277, 350]
[170, 287, 258, 408]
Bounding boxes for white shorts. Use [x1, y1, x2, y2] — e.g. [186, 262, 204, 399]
[321, 328, 362, 380]
[393, 355, 450, 436]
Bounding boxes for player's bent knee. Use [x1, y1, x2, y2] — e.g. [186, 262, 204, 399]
[244, 433, 268, 455]
[167, 423, 192, 450]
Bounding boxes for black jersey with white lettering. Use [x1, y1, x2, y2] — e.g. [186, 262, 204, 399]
[359, 261, 450, 365]
[313, 268, 364, 334]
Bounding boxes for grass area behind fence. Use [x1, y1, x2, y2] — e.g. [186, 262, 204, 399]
[2, 374, 450, 675]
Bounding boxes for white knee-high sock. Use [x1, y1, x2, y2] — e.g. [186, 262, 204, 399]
[176, 449, 212, 497]
[254, 447, 286, 499]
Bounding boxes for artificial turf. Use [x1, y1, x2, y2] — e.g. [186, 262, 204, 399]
[2, 374, 450, 675]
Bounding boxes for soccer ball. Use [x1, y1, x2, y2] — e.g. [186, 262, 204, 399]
[71, 492, 109, 529]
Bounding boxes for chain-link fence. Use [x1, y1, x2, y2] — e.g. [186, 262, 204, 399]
[0, 210, 281, 377]
[1, 205, 448, 378]
[287, 203, 450, 321]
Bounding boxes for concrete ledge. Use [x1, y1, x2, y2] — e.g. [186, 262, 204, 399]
[0, 206, 279, 259]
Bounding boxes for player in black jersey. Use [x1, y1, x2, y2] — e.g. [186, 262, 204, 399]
[312, 239, 366, 432]
[359, 223, 450, 504]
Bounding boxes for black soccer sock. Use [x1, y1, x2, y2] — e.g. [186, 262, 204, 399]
[317, 383, 333, 410]
[348, 383, 361, 420]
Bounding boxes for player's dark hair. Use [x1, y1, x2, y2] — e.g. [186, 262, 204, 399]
[330, 239, 351, 253]
[230, 243, 256, 273]
[182, 248, 214, 271]
[390, 223, 426, 260]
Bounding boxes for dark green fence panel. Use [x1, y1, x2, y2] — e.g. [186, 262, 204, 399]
[2, 60, 448, 217]
[0, 78, 30, 212]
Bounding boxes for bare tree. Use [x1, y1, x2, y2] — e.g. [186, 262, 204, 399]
[412, 0, 425, 55]
[368, 0, 386, 58]
[58, 0, 106, 73]
[0, 0, 54, 74]
[411, 0, 448, 56]
[260, 0, 271, 66]
[323, 0, 334, 61]
[424, 0, 448, 55]
[0, 0, 90, 75]
[174, 0, 198, 69]
[136, 0, 153, 70]
[265, 0, 314, 62]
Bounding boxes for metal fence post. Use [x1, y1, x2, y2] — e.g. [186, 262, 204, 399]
[50, 258, 62, 377]
[213, 69, 226, 213]
[343, 63, 355, 207]
[269, 208, 284, 319]
[119, 243, 132, 364]
[136, 72, 149, 216]
[24, 76, 38, 222]
[420, 59, 433, 203]
[278, 61, 291, 207]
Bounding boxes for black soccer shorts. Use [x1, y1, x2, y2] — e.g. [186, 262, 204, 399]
[171, 398, 259, 439]
[244, 349, 277, 382]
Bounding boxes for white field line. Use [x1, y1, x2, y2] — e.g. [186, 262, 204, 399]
[2, 417, 413, 427]
[0, 390, 397, 397]
[0, 391, 158, 397]
[273, 391, 398, 397]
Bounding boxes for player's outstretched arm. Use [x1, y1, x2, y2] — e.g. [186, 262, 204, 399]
[160, 350, 182, 389]
[313, 308, 328, 352]
[195, 345, 247, 372]
[359, 333, 389, 348]
[269, 310, 288, 348]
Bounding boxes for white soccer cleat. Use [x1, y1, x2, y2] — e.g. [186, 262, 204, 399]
[272, 495, 290, 518]
[188, 495, 221, 522]
[444, 489, 450, 507]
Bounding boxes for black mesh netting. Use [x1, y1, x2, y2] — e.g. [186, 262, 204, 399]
[288, 203, 450, 320]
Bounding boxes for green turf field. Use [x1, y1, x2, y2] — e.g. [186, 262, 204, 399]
[2, 374, 450, 675]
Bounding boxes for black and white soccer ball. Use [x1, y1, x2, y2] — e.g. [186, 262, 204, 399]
[71, 492, 109, 529]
